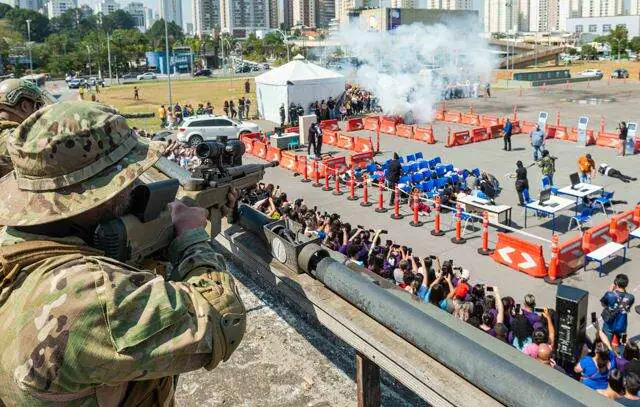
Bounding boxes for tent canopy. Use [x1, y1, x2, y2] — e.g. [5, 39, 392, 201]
[255, 55, 346, 124]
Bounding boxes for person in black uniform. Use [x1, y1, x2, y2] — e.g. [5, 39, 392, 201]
[619, 121, 628, 156]
[386, 152, 402, 206]
[512, 160, 529, 206]
[308, 123, 317, 156]
[314, 124, 323, 157]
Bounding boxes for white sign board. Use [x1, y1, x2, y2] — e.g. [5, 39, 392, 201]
[538, 111, 548, 128]
[626, 122, 637, 155]
[577, 116, 589, 147]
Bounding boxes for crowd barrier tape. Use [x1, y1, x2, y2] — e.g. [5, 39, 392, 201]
[487, 124, 504, 138]
[547, 235, 585, 280]
[363, 116, 380, 131]
[396, 124, 414, 138]
[491, 232, 548, 277]
[414, 126, 436, 144]
[596, 132, 621, 149]
[284, 126, 299, 134]
[353, 136, 374, 153]
[280, 150, 298, 171]
[461, 113, 480, 126]
[481, 115, 501, 128]
[609, 209, 637, 243]
[349, 151, 374, 168]
[520, 121, 537, 134]
[379, 118, 399, 134]
[320, 156, 347, 177]
[446, 130, 472, 148]
[241, 137, 255, 155]
[471, 127, 491, 143]
[337, 132, 355, 150]
[345, 117, 364, 131]
[435, 109, 445, 121]
[444, 111, 462, 123]
[253, 141, 267, 159]
[323, 129, 339, 146]
[320, 119, 340, 131]
[582, 220, 613, 254]
[266, 146, 282, 162]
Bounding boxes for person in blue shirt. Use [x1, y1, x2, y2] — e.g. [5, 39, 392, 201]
[575, 339, 617, 390]
[529, 125, 546, 161]
[417, 269, 453, 311]
[601, 274, 635, 343]
[502, 118, 513, 151]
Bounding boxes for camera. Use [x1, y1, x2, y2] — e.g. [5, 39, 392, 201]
[441, 260, 454, 276]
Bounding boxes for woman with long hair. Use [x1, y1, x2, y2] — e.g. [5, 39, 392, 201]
[575, 338, 617, 390]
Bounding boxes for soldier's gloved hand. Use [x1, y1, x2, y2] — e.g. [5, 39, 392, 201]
[169, 201, 208, 237]
[221, 188, 239, 218]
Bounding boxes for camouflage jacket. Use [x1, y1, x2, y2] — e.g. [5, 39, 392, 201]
[0, 120, 18, 177]
[0, 226, 246, 406]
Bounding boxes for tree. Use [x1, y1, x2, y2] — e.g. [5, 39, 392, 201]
[629, 36, 640, 53]
[49, 9, 99, 39]
[609, 24, 629, 58]
[580, 44, 598, 59]
[5, 8, 49, 42]
[0, 3, 12, 19]
[567, 47, 578, 55]
[101, 10, 137, 32]
[146, 19, 184, 50]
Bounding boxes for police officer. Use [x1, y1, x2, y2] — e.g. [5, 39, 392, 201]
[0, 101, 246, 405]
[279, 103, 285, 127]
[0, 78, 54, 176]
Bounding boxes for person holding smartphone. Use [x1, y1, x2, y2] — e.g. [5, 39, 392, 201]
[601, 274, 635, 346]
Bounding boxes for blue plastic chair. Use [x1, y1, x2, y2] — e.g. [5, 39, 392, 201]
[418, 161, 429, 170]
[406, 154, 416, 162]
[428, 159, 438, 169]
[415, 152, 424, 160]
[399, 175, 411, 185]
[436, 167, 446, 177]
[550, 186, 559, 195]
[568, 208, 593, 231]
[366, 163, 377, 174]
[421, 169, 432, 179]
[398, 157, 405, 164]
[409, 163, 419, 173]
[382, 162, 390, 171]
[444, 164, 454, 173]
[402, 164, 411, 174]
[436, 178, 448, 189]
[432, 157, 442, 166]
[595, 191, 614, 216]
[412, 173, 424, 184]
[450, 174, 460, 185]
[471, 168, 481, 178]
[540, 175, 551, 190]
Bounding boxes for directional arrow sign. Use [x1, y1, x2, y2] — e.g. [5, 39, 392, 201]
[518, 252, 537, 270]
[498, 247, 515, 264]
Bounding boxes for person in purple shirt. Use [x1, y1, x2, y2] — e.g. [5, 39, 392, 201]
[616, 340, 640, 374]
[522, 293, 543, 330]
[479, 286, 504, 337]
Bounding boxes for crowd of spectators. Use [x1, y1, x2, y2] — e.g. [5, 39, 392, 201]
[247, 180, 640, 403]
[163, 140, 201, 171]
[441, 80, 488, 100]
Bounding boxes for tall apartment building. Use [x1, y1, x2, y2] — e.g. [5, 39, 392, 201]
[125, 2, 146, 28]
[317, 0, 335, 27]
[144, 7, 155, 28]
[519, 0, 570, 31]
[483, 0, 518, 32]
[159, 0, 183, 27]
[580, 0, 621, 16]
[98, 0, 120, 14]
[292, 0, 316, 27]
[391, 0, 419, 7]
[46, 0, 77, 18]
[337, 0, 362, 23]
[14, 0, 42, 11]
[81, 4, 94, 17]
[426, 0, 472, 9]
[220, 0, 269, 37]
[281, 0, 294, 27]
[193, 0, 220, 36]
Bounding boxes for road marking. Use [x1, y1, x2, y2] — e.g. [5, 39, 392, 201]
[497, 247, 515, 264]
[518, 252, 537, 269]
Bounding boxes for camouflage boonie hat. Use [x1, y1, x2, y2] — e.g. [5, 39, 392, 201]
[0, 100, 165, 226]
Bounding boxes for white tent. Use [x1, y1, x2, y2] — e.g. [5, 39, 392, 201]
[255, 55, 346, 124]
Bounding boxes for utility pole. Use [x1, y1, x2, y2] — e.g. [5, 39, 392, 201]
[107, 33, 112, 85]
[86, 45, 92, 76]
[164, 18, 173, 107]
[26, 19, 32, 72]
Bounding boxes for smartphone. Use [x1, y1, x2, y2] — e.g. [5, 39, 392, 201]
[534, 307, 544, 313]
[622, 333, 628, 344]
[385, 239, 393, 246]
[591, 312, 597, 324]
[486, 286, 494, 292]
[357, 225, 364, 230]
[515, 304, 521, 314]
[313, 206, 317, 212]
[430, 255, 437, 260]
[381, 230, 388, 234]
[407, 247, 413, 253]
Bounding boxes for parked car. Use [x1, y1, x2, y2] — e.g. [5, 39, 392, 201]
[87, 77, 105, 87]
[234, 65, 251, 73]
[194, 68, 212, 77]
[575, 69, 603, 78]
[611, 68, 629, 79]
[176, 115, 260, 147]
[137, 72, 157, 80]
[67, 78, 86, 89]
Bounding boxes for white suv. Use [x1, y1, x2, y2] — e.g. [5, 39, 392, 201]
[176, 115, 260, 146]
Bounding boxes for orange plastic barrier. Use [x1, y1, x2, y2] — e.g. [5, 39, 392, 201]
[284, 126, 299, 134]
[320, 119, 340, 131]
[337, 133, 355, 150]
[322, 129, 338, 146]
[414, 126, 436, 144]
[320, 156, 347, 177]
[481, 115, 500, 127]
[395, 124, 414, 138]
[520, 121, 537, 134]
[634, 204, 640, 225]
[349, 151, 374, 168]
[379, 118, 398, 134]
[461, 113, 480, 126]
[471, 127, 490, 143]
[487, 124, 504, 138]
[582, 220, 614, 254]
[548, 235, 585, 280]
[435, 109, 445, 121]
[548, 125, 569, 140]
[443, 111, 462, 123]
[353, 136, 374, 153]
[280, 150, 298, 171]
[295, 154, 307, 175]
[266, 146, 282, 162]
[491, 232, 547, 277]
[609, 210, 637, 243]
[241, 137, 255, 155]
[253, 141, 267, 159]
[363, 116, 380, 131]
[596, 132, 621, 149]
[345, 117, 364, 131]
[446, 130, 471, 147]
[510, 120, 521, 134]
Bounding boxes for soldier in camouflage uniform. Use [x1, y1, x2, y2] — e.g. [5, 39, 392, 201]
[0, 78, 55, 176]
[0, 101, 246, 405]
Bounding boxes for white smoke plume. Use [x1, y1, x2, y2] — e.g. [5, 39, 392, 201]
[338, 19, 496, 123]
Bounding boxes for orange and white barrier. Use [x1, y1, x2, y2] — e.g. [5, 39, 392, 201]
[435, 109, 445, 121]
[481, 115, 501, 128]
[446, 130, 471, 147]
[266, 146, 282, 162]
[344, 117, 364, 131]
[321, 156, 347, 177]
[596, 131, 621, 149]
[487, 124, 504, 138]
[241, 137, 255, 155]
[491, 232, 547, 277]
[363, 116, 380, 131]
[253, 140, 267, 159]
[353, 136, 374, 153]
[279, 150, 298, 171]
[582, 220, 613, 254]
[444, 111, 462, 123]
[395, 124, 414, 138]
[337, 132, 355, 150]
[322, 129, 338, 146]
[609, 210, 638, 243]
[379, 116, 401, 134]
[349, 151, 374, 168]
[547, 235, 585, 281]
[471, 127, 490, 143]
[520, 121, 537, 134]
[414, 125, 436, 144]
[461, 113, 480, 126]
[320, 119, 340, 131]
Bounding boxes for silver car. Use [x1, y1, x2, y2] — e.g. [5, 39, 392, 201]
[176, 115, 260, 147]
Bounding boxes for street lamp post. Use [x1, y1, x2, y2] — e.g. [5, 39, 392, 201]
[106, 33, 112, 85]
[274, 29, 290, 61]
[25, 19, 33, 72]
[86, 45, 92, 77]
[164, 18, 173, 108]
[614, 38, 623, 61]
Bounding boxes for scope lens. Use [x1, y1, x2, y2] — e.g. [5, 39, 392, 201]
[195, 141, 223, 159]
[225, 140, 246, 157]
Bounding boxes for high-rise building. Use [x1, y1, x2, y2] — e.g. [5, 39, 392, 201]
[268, 0, 279, 27]
[292, 0, 316, 27]
[317, 0, 335, 27]
[193, 0, 220, 36]
[337, 0, 362, 23]
[144, 6, 155, 28]
[81, 4, 94, 17]
[98, 0, 120, 14]
[160, 0, 183, 28]
[483, 0, 518, 32]
[391, 0, 419, 6]
[186, 22, 194, 34]
[14, 0, 41, 10]
[220, 0, 269, 37]
[580, 0, 621, 16]
[282, 0, 294, 27]
[427, 0, 472, 9]
[46, 0, 77, 18]
[125, 2, 145, 28]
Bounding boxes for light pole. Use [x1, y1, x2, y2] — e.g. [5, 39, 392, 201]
[274, 29, 290, 61]
[106, 33, 112, 85]
[614, 38, 623, 61]
[164, 18, 173, 107]
[86, 45, 92, 77]
[25, 19, 33, 72]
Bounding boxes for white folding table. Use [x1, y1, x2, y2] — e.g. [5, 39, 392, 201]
[525, 196, 575, 234]
[556, 183, 604, 215]
[585, 242, 627, 277]
[629, 228, 640, 247]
